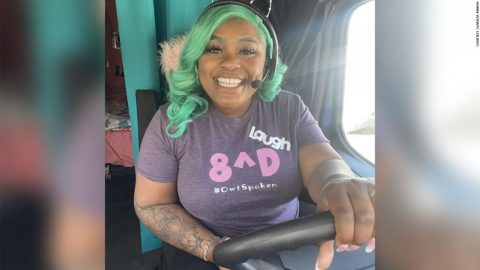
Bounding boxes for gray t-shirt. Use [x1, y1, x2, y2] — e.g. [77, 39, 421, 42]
[137, 90, 329, 237]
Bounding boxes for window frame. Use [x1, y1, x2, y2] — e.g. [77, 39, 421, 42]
[315, 0, 375, 178]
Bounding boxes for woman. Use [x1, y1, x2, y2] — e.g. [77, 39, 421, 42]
[135, 2, 375, 270]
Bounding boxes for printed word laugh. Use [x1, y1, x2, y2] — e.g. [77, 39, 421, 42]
[249, 126, 291, 151]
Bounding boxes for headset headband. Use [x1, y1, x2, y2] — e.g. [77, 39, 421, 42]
[199, 0, 278, 80]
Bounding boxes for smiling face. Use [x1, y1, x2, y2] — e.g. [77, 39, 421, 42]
[197, 18, 267, 117]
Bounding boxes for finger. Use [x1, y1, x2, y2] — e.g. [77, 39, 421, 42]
[365, 237, 375, 253]
[349, 184, 375, 245]
[316, 240, 334, 270]
[346, 244, 360, 251]
[325, 188, 355, 245]
[369, 185, 375, 239]
[369, 186, 375, 209]
[371, 212, 375, 239]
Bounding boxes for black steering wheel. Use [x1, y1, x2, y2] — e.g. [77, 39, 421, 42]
[213, 211, 336, 270]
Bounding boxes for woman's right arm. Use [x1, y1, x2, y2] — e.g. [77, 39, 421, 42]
[133, 172, 221, 262]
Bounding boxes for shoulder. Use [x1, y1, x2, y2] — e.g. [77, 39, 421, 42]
[158, 103, 170, 116]
[278, 89, 302, 99]
[256, 90, 307, 121]
[274, 90, 304, 105]
[141, 103, 172, 142]
[263, 89, 306, 111]
[150, 103, 170, 127]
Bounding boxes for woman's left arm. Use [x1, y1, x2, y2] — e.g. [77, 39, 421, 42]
[298, 142, 375, 270]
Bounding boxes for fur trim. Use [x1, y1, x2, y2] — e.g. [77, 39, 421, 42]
[158, 34, 188, 81]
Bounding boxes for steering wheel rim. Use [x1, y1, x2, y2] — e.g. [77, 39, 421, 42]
[213, 211, 336, 269]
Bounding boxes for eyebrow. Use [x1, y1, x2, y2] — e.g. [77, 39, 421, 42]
[210, 35, 259, 44]
[210, 35, 223, 41]
[238, 37, 258, 44]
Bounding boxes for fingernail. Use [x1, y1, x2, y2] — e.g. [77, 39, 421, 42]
[315, 263, 324, 270]
[336, 244, 348, 252]
[347, 245, 360, 251]
[365, 239, 375, 253]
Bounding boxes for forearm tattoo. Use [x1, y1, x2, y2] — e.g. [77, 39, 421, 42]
[134, 202, 205, 257]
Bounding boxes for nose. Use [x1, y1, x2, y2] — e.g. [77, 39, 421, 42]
[221, 53, 240, 70]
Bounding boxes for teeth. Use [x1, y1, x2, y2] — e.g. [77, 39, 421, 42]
[217, 77, 242, 88]
[217, 77, 242, 84]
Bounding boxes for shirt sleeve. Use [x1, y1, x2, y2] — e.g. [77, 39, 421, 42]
[136, 107, 178, 183]
[295, 95, 330, 148]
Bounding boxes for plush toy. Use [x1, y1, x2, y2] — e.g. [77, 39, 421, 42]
[158, 34, 187, 83]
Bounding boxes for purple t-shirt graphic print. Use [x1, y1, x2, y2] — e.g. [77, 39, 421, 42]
[137, 91, 329, 237]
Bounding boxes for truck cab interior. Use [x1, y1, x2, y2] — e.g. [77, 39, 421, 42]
[106, 0, 375, 269]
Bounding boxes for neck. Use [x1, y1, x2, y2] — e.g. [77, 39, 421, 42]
[214, 98, 253, 118]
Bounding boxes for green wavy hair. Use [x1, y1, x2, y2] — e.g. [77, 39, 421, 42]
[166, 4, 288, 138]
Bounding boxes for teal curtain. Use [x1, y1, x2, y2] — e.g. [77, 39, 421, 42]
[116, 0, 210, 253]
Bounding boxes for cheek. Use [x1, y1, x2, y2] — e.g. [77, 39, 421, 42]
[197, 59, 211, 87]
[198, 58, 216, 76]
[251, 55, 267, 77]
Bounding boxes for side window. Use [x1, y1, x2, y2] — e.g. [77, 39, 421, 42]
[342, 1, 375, 163]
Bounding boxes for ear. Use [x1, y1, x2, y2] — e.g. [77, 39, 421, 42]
[158, 34, 188, 80]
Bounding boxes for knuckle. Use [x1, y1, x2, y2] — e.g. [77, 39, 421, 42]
[351, 178, 363, 186]
[336, 234, 350, 244]
[356, 211, 375, 226]
[351, 178, 374, 189]
[335, 209, 354, 221]
[323, 183, 342, 196]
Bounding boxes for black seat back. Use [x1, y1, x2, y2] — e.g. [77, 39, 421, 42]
[136, 90, 160, 144]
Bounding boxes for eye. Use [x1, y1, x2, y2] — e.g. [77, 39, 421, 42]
[205, 45, 222, 54]
[240, 48, 257, 56]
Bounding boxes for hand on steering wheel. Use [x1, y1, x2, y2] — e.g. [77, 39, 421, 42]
[315, 177, 375, 270]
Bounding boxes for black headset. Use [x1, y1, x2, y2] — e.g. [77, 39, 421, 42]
[199, 0, 279, 88]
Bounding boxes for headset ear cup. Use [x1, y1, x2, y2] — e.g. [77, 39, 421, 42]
[267, 45, 277, 80]
[262, 60, 269, 80]
[266, 58, 275, 80]
[263, 66, 271, 82]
